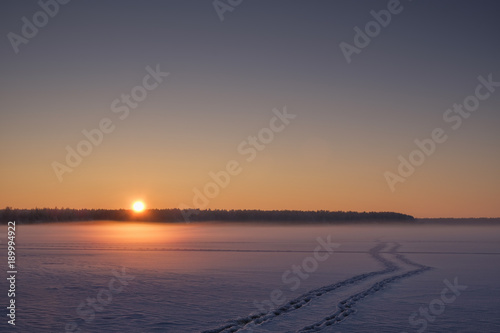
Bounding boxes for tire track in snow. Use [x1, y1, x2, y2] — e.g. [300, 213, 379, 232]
[202, 242, 400, 333]
[296, 242, 431, 332]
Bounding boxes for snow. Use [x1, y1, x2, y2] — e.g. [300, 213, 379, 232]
[2, 222, 499, 332]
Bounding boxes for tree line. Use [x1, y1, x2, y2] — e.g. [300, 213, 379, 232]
[0, 207, 414, 224]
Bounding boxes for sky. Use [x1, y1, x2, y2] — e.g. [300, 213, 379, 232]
[1, 0, 499, 218]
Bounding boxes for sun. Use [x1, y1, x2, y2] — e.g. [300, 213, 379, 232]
[132, 201, 145, 212]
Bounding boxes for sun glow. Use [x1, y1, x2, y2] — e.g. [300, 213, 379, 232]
[132, 201, 145, 212]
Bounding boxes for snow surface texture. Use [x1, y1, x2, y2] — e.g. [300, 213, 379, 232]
[2, 222, 499, 332]
[203, 242, 432, 333]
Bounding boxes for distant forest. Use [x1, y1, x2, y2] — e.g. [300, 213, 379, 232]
[0, 207, 414, 224]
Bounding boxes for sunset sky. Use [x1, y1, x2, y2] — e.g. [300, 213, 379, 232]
[1, 0, 499, 218]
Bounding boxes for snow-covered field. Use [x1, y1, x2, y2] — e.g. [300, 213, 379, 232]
[3, 221, 500, 332]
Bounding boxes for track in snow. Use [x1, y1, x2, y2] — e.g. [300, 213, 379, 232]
[297, 242, 431, 332]
[203, 242, 431, 333]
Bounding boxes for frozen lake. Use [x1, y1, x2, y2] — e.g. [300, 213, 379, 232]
[3, 221, 500, 332]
